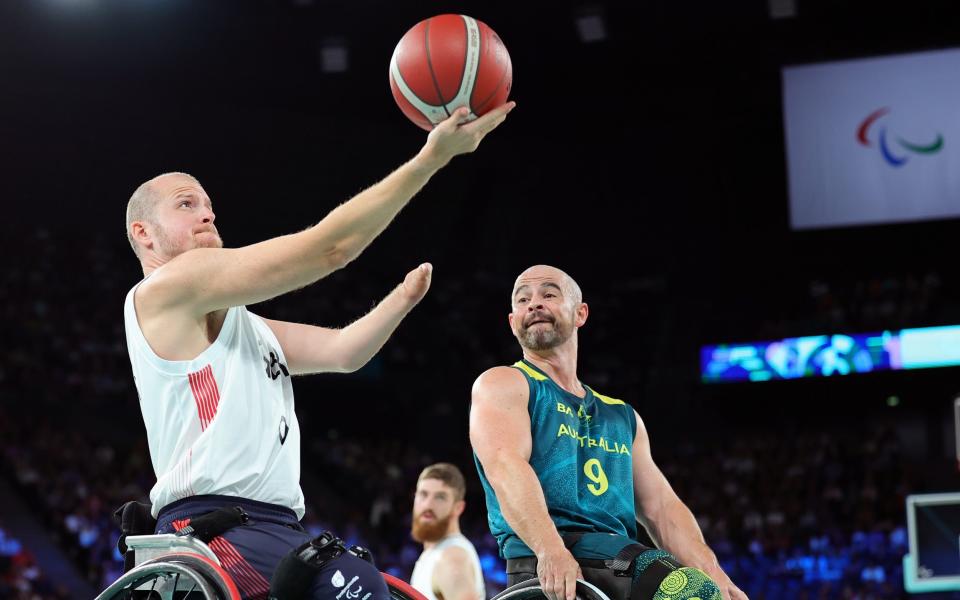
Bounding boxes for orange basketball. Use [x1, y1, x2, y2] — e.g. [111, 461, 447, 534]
[389, 14, 513, 131]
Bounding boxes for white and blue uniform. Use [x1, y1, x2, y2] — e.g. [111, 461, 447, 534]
[124, 281, 388, 600]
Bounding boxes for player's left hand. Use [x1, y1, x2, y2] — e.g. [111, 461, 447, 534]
[399, 262, 433, 306]
[709, 569, 748, 600]
[419, 102, 516, 167]
[723, 582, 749, 600]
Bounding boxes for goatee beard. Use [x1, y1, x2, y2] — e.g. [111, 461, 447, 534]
[411, 513, 452, 543]
[520, 328, 562, 350]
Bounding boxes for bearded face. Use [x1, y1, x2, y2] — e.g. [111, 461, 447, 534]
[411, 509, 453, 543]
[514, 304, 576, 350]
[411, 478, 461, 544]
[151, 220, 223, 258]
[141, 177, 224, 260]
[510, 274, 584, 352]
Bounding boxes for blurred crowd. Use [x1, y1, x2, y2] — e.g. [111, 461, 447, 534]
[717, 268, 957, 344]
[1, 227, 959, 599]
[0, 523, 66, 600]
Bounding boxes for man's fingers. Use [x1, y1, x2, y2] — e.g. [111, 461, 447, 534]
[723, 583, 748, 600]
[540, 573, 555, 600]
[462, 101, 515, 134]
[479, 100, 516, 122]
[434, 106, 471, 131]
[565, 569, 578, 600]
[405, 263, 430, 286]
[455, 106, 473, 124]
[553, 578, 566, 600]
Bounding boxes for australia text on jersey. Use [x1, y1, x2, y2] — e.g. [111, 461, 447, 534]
[554, 401, 630, 455]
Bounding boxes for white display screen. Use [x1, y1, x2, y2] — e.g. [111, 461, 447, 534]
[782, 48, 960, 229]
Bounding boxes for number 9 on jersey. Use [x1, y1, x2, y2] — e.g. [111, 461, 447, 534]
[583, 458, 609, 496]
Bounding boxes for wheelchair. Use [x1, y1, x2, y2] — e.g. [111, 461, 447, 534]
[95, 533, 238, 600]
[95, 532, 612, 600]
[490, 578, 611, 600]
[96, 500, 612, 600]
[95, 532, 430, 600]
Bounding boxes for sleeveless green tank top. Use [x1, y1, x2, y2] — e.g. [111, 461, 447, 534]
[475, 359, 638, 558]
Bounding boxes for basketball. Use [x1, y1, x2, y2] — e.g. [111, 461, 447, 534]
[389, 14, 513, 131]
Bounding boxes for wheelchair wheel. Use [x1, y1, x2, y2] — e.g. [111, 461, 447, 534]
[490, 578, 611, 600]
[96, 552, 241, 600]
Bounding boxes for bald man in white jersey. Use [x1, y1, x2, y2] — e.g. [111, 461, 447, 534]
[120, 102, 514, 600]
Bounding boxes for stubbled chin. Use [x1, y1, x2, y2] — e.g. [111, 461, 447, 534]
[197, 235, 223, 249]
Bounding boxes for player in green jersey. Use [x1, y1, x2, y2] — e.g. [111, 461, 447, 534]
[470, 265, 746, 600]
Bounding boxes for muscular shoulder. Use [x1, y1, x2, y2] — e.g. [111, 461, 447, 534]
[139, 244, 253, 322]
[471, 366, 529, 406]
[471, 366, 534, 466]
[133, 262, 228, 361]
[136, 251, 214, 316]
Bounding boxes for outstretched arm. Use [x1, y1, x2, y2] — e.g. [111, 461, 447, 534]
[140, 103, 515, 317]
[470, 367, 582, 600]
[631, 410, 747, 600]
[262, 263, 432, 374]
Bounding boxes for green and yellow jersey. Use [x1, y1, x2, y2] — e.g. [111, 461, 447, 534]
[475, 359, 638, 558]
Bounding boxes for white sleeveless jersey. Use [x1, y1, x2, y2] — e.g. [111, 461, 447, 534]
[411, 534, 486, 600]
[124, 282, 304, 518]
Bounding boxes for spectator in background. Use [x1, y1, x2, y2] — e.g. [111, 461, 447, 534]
[410, 463, 485, 600]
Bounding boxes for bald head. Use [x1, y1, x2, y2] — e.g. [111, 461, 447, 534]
[512, 265, 583, 306]
[125, 172, 199, 257]
[510, 265, 586, 351]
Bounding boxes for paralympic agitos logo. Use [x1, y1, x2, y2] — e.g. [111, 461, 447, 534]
[857, 107, 945, 167]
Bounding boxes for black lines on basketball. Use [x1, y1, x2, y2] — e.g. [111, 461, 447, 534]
[424, 17, 451, 118]
[473, 35, 508, 115]
[389, 14, 512, 130]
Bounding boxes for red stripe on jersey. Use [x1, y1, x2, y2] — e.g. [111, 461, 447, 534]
[171, 522, 251, 599]
[171, 518, 191, 532]
[188, 364, 221, 430]
[209, 536, 270, 600]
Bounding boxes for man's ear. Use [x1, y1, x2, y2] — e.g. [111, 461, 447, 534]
[131, 221, 153, 252]
[575, 302, 589, 328]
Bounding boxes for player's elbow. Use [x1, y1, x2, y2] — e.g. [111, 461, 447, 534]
[326, 228, 376, 270]
[639, 491, 681, 527]
[332, 353, 368, 373]
[317, 244, 354, 273]
[479, 450, 523, 492]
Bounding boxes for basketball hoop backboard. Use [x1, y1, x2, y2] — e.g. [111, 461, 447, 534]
[954, 397, 960, 471]
[904, 493, 960, 593]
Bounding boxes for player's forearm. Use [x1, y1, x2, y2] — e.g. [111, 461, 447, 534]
[331, 284, 416, 372]
[641, 499, 718, 574]
[488, 456, 566, 556]
[172, 154, 443, 314]
[307, 152, 443, 266]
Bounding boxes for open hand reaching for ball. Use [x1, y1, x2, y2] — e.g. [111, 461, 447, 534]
[421, 102, 516, 167]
